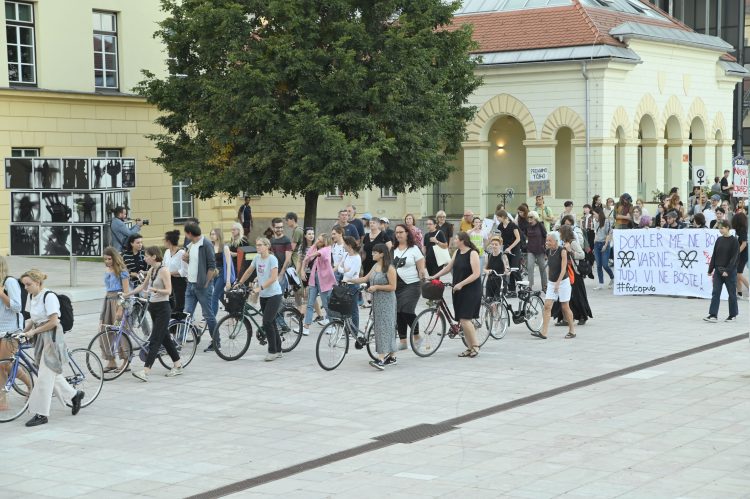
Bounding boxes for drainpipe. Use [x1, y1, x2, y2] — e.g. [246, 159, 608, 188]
[582, 61, 591, 203]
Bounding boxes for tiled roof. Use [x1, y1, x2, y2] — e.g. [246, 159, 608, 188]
[448, 0, 692, 54]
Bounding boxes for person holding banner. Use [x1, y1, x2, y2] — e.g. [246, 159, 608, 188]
[535, 232, 575, 339]
[704, 220, 739, 322]
[592, 208, 614, 290]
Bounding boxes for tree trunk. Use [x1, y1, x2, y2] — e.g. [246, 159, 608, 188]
[303, 191, 319, 231]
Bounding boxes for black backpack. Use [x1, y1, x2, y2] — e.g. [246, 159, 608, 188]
[4, 276, 29, 327]
[44, 291, 74, 333]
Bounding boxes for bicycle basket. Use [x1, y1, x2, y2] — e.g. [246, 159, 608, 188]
[223, 288, 248, 316]
[421, 280, 445, 300]
[328, 285, 354, 316]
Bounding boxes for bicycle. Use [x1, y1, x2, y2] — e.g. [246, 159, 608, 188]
[410, 281, 491, 357]
[315, 284, 378, 371]
[0, 331, 104, 422]
[88, 295, 198, 380]
[480, 270, 511, 340]
[214, 286, 303, 361]
[488, 268, 545, 336]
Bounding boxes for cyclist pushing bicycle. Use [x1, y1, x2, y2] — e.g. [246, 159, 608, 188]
[428, 232, 484, 358]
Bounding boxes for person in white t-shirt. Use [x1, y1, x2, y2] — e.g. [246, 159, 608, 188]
[393, 224, 428, 350]
[339, 236, 363, 331]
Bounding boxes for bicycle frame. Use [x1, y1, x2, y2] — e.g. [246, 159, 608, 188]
[2, 339, 37, 392]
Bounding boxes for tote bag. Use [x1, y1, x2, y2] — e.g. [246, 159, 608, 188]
[433, 245, 451, 267]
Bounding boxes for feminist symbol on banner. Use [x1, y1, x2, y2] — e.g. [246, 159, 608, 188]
[617, 250, 635, 268]
[677, 250, 698, 269]
[695, 168, 705, 185]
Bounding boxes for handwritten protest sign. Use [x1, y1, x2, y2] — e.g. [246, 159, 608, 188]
[732, 157, 748, 198]
[613, 228, 727, 299]
[528, 167, 551, 196]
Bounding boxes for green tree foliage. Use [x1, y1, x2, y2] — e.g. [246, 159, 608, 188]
[138, 0, 481, 225]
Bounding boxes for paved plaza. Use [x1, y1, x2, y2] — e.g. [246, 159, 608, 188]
[2, 257, 749, 499]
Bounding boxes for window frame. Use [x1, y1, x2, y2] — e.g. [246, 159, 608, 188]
[96, 148, 122, 158]
[326, 186, 344, 199]
[10, 147, 39, 157]
[5, 0, 37, 86]
[379, 187, 398, 200]
[172, 179, 194, 222]
[92, 10, 119, 90]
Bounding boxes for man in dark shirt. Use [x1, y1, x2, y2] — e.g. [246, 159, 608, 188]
[336, 209, 359, 239]
[345, 204, 365, 240]
[664, 211, 684, 229]
[704, 220, 739, 322]
[238, 197, 253, 237]
[720, 169, 733, 201]
[270, 217, 292, 330]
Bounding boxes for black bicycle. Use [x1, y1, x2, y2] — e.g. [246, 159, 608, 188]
[490, 268, 544, 336]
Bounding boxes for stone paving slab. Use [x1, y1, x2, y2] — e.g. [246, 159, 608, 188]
[1, 258, 748, 498]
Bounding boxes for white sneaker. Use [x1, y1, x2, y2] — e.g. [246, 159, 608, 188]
[594, 285, 603, 290]
[607, 280, 613, 289]
[264, 353, 278, 362]
[165, 367, 183, 377]
[132, 370, 148, 382]
[317, 318, 330, 326]
[302, 328, 310, 336]
[276, 352, 283, 358]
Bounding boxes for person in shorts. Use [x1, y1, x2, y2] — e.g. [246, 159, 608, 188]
[535, 232, 575, 339]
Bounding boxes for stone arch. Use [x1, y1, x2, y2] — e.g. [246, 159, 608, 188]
[466, 94, 537, 141]
[610, 106, 632, 139]
[540, 106, 586, 140]
[685, 97, 709, 137]
[660, 95, 685, 135]
[711, 112, 727, 139]
[632, 94, 659, 136]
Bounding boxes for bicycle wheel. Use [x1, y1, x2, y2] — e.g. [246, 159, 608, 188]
[411, 308, 446, 357]
[64, 348, 103, 408]
[0, 359, 34, 422]
[158, 323, 199, 369]
[88, 329, 133, 381]
[214, 315, 252, 361]
[487, 301, 511, 340]
[279, 306, 303, 353]
[127, 302, 152, 344]
[316, 321, 349, 371]
[364, 323, 378, 361]
[524, 294, 545, 333]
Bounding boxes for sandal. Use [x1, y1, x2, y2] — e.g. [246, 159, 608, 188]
[458, 349, 473, 357]
[530, 331, 547, 339]
[467, 346, 480, 358]
[565, 332, 576, 339]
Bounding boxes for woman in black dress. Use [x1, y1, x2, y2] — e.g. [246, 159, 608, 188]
[423, 217, 448, 277]
[552, 224, 593, 326]
[430, 232, 482, 358]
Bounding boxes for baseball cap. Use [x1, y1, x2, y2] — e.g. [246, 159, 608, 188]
[666, 210, 679, 218]
[710, 194, 721, 201]
[527, 210, 539, 220]
[380, 217, 390, 224]
[361, 212, 372, 220]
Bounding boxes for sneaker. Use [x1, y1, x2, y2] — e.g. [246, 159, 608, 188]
[264, 353, 277, 362]
[398, 342, 408, 351]
[203, 343, 215, 353]
[384, 355, 397, 366]
[703, 315, 718, 323]
[313, 315, 325, 322]
[317, 318, 330, 326]
[607, 280, 613, 289]
[132, 370, 148, 382]
[302, 328, 310, 336]
[725, 316, 736, 322]
[369, 359, 386, 371]
[276, 352, 283, 359]
[165, 367, 183, 377]
[593, 285, 603, 290]
[25, 414, 48, 427]
[71, 390, 85, 415]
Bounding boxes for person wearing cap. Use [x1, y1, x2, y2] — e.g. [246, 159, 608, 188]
[380, 217, 395, 244]
[361, 212, 373, 237]
[709, 193, 721, 212]
[613, 194, 633, 230]
[664, 210, 684, 229]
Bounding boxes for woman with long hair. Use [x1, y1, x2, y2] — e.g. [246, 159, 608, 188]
[496, 210, 522, 295]
[297, 227, 323, 320]
[121, 233, 146, 290]
[20, 269, 84, 426]
[99, 246, 130, 372]
[430, 232, 483, 357]
[613, 193, 633, 230]
[330, 226, 347, 281]
[592, 208, 614, 289]
[227, 222, 248, 259]
[163, 230, 187, 313]
[126, 246, 182, 381]
[423, 217, 448, 277]
[732, 212, 748, 299]
[362, 216, 390, 275]
[209, 227, 234, 320]
[301, 233, 336, 335]
[0, 256, 24, 411]
[552, 224, 593, 326]
[525, 211, 548, 291]
[393, 223, 428, 350]
[468, 216, 486, 271]
[404, 213, 423, 249]
[338, 236, 363, 331]
[347, 243, 398, 369]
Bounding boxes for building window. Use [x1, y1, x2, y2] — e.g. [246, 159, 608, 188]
[93, 11, 118, 89]
[97, 148, 121, 158]
[173, 179, 193, 221]
[326, 186, 344, 199]
[5, 1, 36, 85]
[10, 147, 39, 157]
[380, 187, 397, 199]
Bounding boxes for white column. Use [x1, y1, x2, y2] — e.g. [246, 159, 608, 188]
[462, 141, 490, 216]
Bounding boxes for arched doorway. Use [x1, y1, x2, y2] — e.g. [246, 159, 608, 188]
[554, 127, 574, 200]
[663, 115, 682, 193]
[688, 117, 707, 189]
[615, 126, 626, 196]
[488, 115, 526, 214]
[638, 115, 657, 201]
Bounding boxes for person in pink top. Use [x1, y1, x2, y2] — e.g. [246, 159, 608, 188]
[301, 233, 336, 335]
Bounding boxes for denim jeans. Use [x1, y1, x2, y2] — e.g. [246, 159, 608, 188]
[593, 242, 614, 284]
[708, 269, 739, 318]
[526, 252, 547, 290]
[184, 282, 218, 343]
[304, 274, 331, 325]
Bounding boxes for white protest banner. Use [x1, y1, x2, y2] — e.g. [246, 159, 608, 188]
[528, 167, 551, 196]
[732, 157, 748, 198]
[692, 165, 707, 187]
[481, 218, 494, 239]
[613, 228, 726, 299]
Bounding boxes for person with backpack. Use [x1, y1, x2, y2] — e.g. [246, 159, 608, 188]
[126, 247, 183, 381]
[209, 228, 235, 321]
[20, 269, 83, 427]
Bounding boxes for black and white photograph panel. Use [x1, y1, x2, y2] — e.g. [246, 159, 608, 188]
[72, 192, 103, 223]
[32, 158, 63, 189]
[41, 192, 73, 223]
[11, 191, 41, 223]
[10, 225, 39, 256]
[104, 190, 131, 220]
[40, 225, 71, 256]
[90, 158, 106, 189]
[121, 158, 136, 188]
[91, 158, 123, 189]
[62, 158, 90, 189]
[5, 158, 33, 189]
[72, 225, 102, 257]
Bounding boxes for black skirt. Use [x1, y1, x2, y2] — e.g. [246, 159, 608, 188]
[453, 279, 482, 320]
[552, 274, 592, 321]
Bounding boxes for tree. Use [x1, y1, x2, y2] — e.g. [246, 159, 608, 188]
[138, 0, 481, 228]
